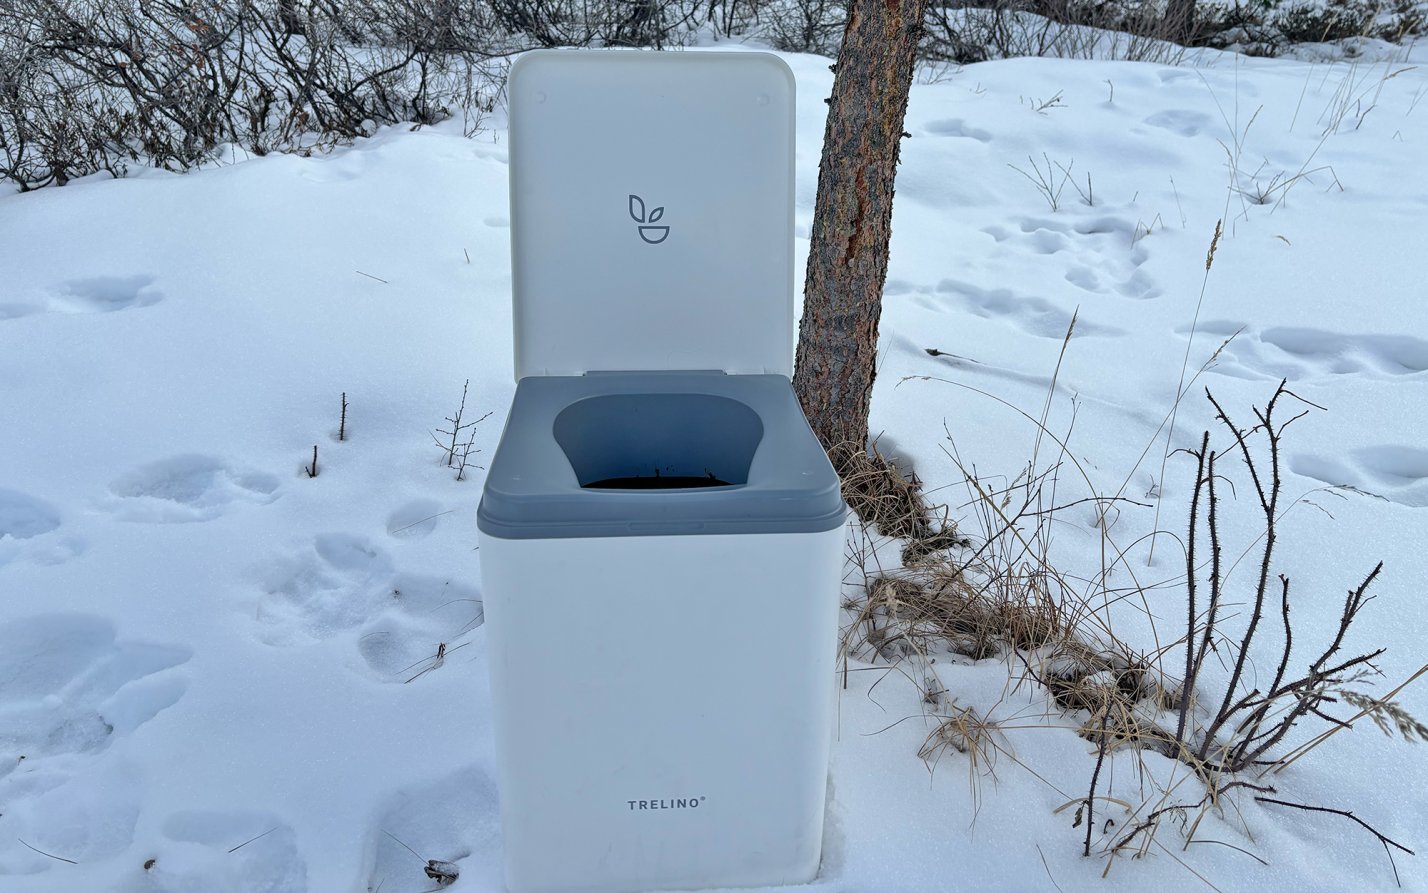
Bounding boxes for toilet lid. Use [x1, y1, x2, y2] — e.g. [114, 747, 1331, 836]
[507, 50, 795, 379]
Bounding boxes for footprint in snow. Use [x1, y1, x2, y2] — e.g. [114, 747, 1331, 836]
[366, 766, 501, 893]
[1204, 326, 1428, 382]
[1292, 446, 1428, 508]
[0, 614, 190, 779]
[934, 279, 1124, 339]
[923, 118, 992, 142]
[1006, 215, 1161, 300]
[386, 499, 446, 540]
[118, 809, 306, 893]
[256, 534, 395, 645]
[1261, 328, 1428, 377]
[0, 487, 61, 550]
[0, 759, 144, 874]
[257, 535, 483, 682]
[357, 573, 484, 683]
[1156, 68, 1198, 85]
[0, 489, 84, 569]
[0, 615, 188, 874]
[1142, 109, 1213, 137]
[48, 275, 163, 314]
[2, 276, 164, 321]
[106, 455, 280, 523]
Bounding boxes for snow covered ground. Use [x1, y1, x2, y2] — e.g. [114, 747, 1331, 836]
[2, 38, 1427, 893]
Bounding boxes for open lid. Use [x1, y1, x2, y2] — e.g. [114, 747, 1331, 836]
[508, 50, 796, 379]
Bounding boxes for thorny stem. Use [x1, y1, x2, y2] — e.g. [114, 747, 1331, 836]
[1176, 432, 1209, 747]
[1192, 449, 1222, 686]
[1084, 710, 1111, 858]
[1255, 796, 1413, 886]
[1197, 384, 1288, 763]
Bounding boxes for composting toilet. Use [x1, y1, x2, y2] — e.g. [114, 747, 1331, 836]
[477, 49, 847, 893]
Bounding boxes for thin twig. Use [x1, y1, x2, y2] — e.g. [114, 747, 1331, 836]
[1185, 837, 1269, 865]
[1255, 797, 1413, 885]
[17, 838, 78, 864]
[390, 510, 456, 535]
[1036, 843, 1066, 893]
[228, 826, 279, 853]
[384, 830, 427, 863]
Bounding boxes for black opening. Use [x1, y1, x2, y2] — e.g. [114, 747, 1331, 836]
[585, 472, 733, 490]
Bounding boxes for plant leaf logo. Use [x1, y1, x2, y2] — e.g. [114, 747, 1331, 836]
[629, 194, 670, 245]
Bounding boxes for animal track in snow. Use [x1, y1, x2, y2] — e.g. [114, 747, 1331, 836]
[366, 765, 501, 893]
[2, 276, 164, 321]
[1262, 328, 1428, 375]
[257, 536, 483, 681]
[0, 614, 186, 872]
[49, 276, 163, 313]
[1063, 265, 1103, 292]
[256, 534, 395, 645]
[0, 487, 83, 569]
[386, 499, 445, 539]
[1202, 325, 1428, 381]
[107, 455, 280, 523]
[936, 280, 1124, 339]
[0, 760, 144, 874]
[357, 574, 484, 682]
[135, 809, 306, 893]
[923, 118, 993, 142]
[0, 488, 60, 541]
[0, 614, 190, 779]
[1292, 446, 1428, 508]
[1143, 109, 1213, 137]
[1005, 215, 1160, 300]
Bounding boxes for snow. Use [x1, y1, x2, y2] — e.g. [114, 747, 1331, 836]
[2, 37, 1427, 893]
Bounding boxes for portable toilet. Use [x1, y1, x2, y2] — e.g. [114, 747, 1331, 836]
[477, 49, 847, 893]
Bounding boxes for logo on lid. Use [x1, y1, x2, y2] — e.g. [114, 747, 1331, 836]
[629, 194, 670, 245]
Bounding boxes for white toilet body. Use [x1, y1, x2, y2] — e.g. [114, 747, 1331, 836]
[481, 528, 843, 892]
[478, 50, 847, 893]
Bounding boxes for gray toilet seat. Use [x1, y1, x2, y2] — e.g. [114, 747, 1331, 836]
[478, 372, 844, 540]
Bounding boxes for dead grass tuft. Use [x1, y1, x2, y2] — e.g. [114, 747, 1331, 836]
[847, 558, 1067, 665]
[830, 441, 968, 562]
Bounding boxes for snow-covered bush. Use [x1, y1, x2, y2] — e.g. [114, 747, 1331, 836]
[0, 0, 506, 190]
[3, 0, 1425, 189]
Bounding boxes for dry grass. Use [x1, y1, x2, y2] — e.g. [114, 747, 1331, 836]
[837, 423, 1170, 758]
[831, 441, 968, 562]
[848, 564, 1064, 663]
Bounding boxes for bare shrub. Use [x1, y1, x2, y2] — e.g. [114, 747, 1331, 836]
[921, 0, 1192, 64]
[1274, 0, 1374, 42]
[0, 0, 506, 189]
[766, 0, 845, 53]
[838, 371, 1423, 878]
[486, 0, 701, 48]
[432, 379, 493, 481]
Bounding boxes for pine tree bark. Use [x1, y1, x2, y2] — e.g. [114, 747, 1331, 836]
[792, 0, 927, 453]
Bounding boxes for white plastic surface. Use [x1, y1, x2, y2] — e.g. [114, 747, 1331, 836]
[479, 526, 844, 893]
[508, 50, 796, 379]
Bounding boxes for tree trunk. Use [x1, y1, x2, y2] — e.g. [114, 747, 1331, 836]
[792, 0, 927, 453]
